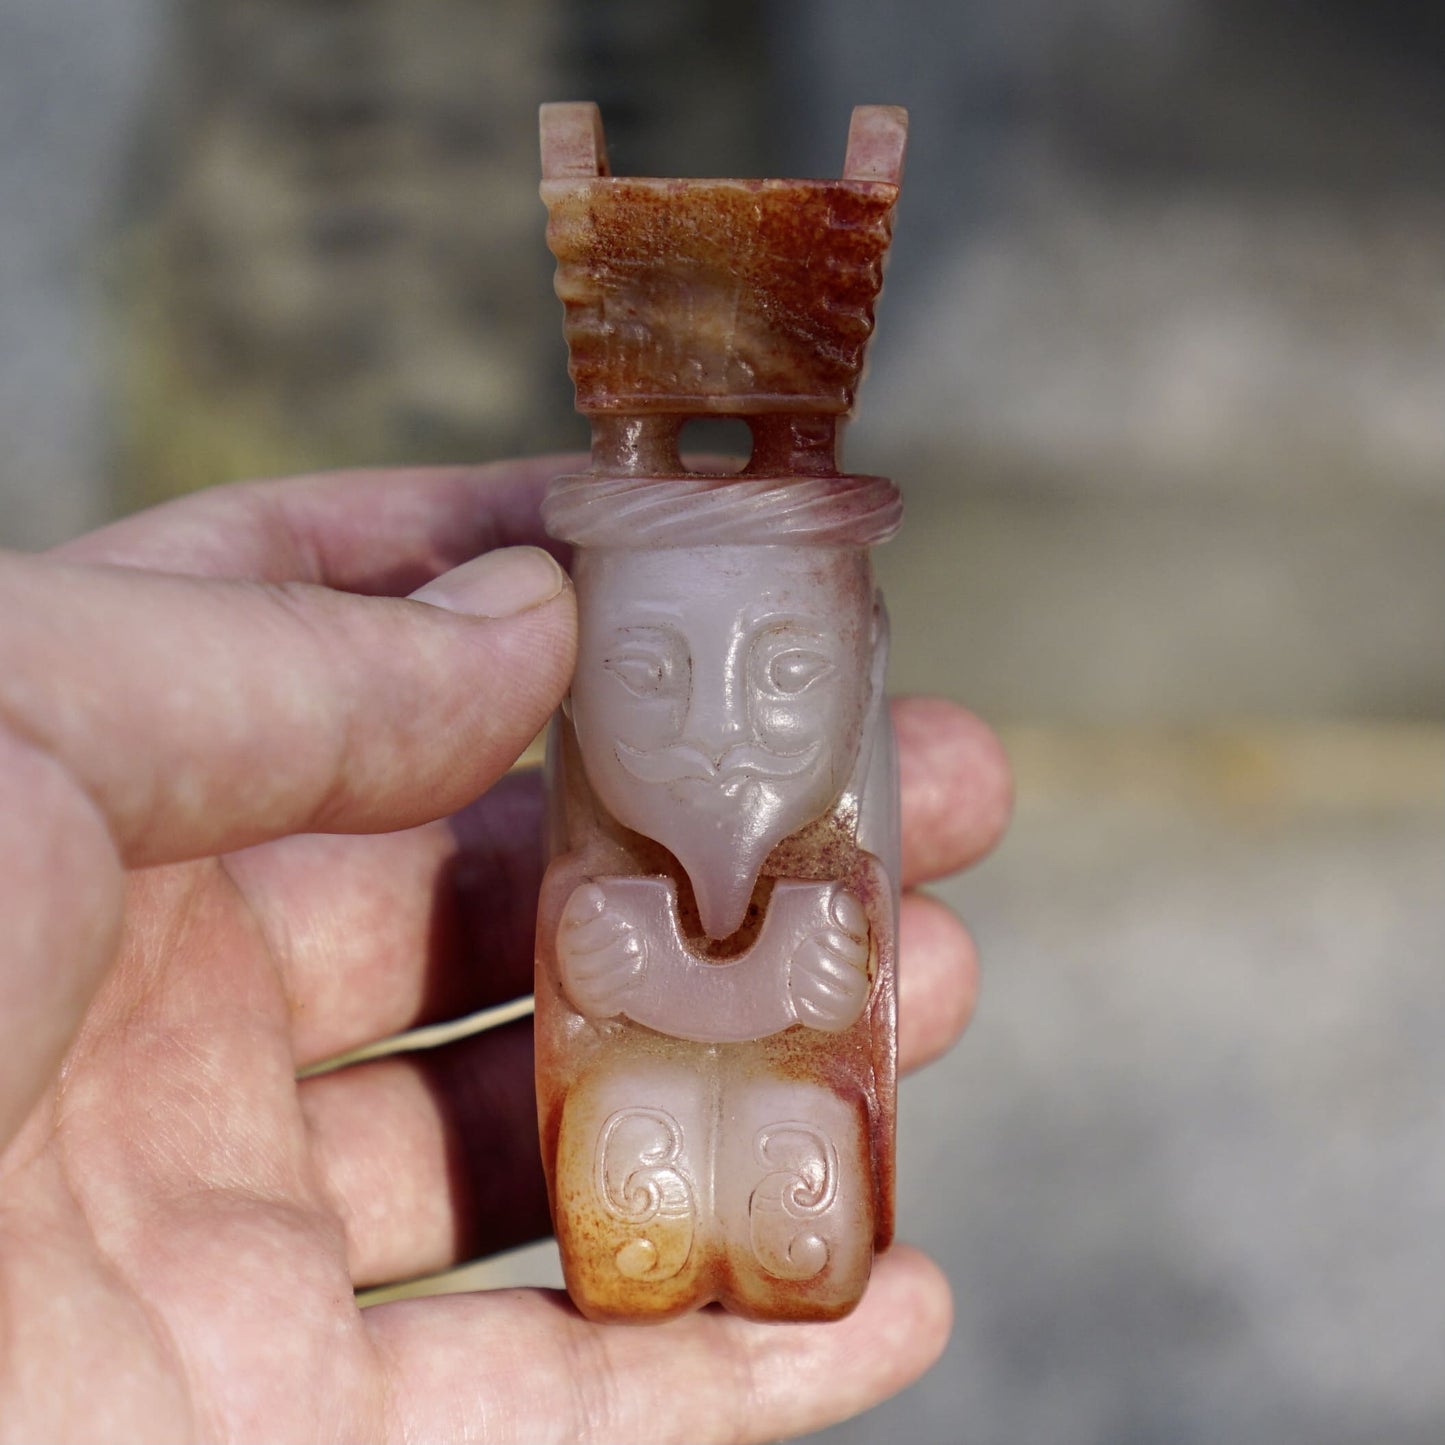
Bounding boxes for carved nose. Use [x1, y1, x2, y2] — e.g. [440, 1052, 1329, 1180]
[686, 702, 749, 766]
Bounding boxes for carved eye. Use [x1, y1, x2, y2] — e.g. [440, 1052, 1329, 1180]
[768, 648, 834, 695]
[604, 632, 688, 699]
[608, 653, 667, 695]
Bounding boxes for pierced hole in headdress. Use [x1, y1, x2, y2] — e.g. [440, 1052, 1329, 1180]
[678, 417, 753, 474]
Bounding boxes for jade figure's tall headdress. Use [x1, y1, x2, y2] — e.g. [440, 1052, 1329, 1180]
[538, 102, 907, 492]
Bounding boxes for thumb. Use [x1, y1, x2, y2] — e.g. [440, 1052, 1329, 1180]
[0, 544, 576, 868]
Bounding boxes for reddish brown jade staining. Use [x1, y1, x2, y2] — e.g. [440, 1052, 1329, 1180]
[535, 102, 907, 1322]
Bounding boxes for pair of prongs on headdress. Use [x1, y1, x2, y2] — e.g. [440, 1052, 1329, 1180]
[540, 102, 907, 185]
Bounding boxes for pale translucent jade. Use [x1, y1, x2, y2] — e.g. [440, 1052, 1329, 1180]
[535, 102, 907, 1322]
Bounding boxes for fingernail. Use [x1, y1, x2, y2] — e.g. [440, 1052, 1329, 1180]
[410, 546, 567, 619]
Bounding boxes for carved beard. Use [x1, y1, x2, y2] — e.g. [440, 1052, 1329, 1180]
[638, 773, 811, 941]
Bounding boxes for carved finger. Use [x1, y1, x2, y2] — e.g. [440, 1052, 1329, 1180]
[558, 964, 616, 1003]
[806, 932, 870, 979]
[563, 941, 646, 1018]
[565, 934, 644, 980]
[565, 962, 642, 1008]
[566, 988, 624, 1020]
[800, 953, 864, 996]
[564, 911, 637, 952]
[559, 976, 621, 1017]
[565, 942, 642, 983]
[828, 888, 868, 941]
[793, 996, 858, 1033]
[793, 1000, 838, 1031]
[798, 979, 868, 1026]
[560, 883, 608, 927]
[790, 951, 867, 1031]
[815, 929, 870, 969]
[794, 970, 851, 1007]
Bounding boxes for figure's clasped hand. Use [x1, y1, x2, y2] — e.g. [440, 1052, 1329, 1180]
[557, 880, 649, 1018]
[788, 886, 872, 1032]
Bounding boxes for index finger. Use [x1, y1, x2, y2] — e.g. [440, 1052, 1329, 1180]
[50, 456, 588, 594]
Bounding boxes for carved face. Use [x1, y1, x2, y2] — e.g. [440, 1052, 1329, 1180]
[571, 545, 876, 940]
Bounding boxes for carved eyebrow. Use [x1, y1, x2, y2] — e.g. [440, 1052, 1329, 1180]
[606, 621, 688, 645]
[745, 602, 828, 626]
[744, 611, 832, 639]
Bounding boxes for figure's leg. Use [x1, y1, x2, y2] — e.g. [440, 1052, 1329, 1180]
[715, 1071, 875, 1320]
[552, 1056, 714, 1321]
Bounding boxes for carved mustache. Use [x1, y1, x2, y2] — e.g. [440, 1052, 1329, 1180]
[615, 738, 821, 785]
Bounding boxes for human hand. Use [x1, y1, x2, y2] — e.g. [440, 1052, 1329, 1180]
[0, 458, 1010, 1443]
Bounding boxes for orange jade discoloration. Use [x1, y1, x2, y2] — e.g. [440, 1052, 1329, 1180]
[535, 102, 907, 1323]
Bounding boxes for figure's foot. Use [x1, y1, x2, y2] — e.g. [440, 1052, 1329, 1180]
[553, 1060, 710, 1321]
[552, 1060, 879, 1321]
[716, 1079, 875, 1320]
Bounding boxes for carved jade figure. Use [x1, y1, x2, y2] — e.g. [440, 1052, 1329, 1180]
[535, 102, 907, 1322]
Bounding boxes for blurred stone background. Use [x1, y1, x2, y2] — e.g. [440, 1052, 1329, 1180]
[1, 1, 1441, 1441]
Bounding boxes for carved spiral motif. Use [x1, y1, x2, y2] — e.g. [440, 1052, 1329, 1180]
[594, 1106, 695, 1281]
[748, 1122, 840, 1280]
